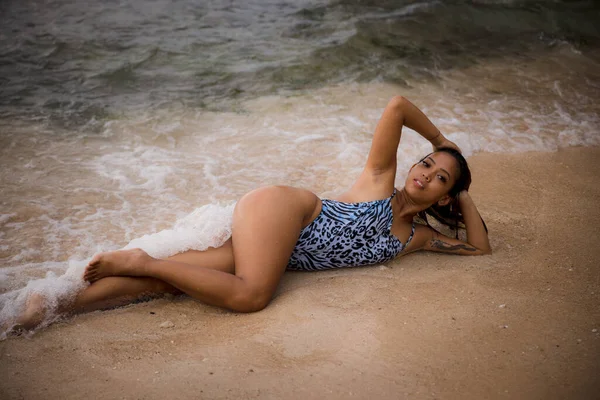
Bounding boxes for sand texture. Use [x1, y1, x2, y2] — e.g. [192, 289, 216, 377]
[1, 147, 599, 400]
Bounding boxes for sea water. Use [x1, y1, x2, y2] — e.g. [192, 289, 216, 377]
[1, 0, 599, 335]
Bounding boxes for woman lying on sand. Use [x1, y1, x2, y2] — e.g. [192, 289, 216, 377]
[15, 96, 491, 331]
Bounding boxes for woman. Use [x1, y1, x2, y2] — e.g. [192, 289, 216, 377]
[16, 96, 491, 330]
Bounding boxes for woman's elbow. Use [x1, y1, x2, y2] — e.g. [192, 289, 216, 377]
[480, 246, 493, 255]
[388, 95, 407, 109]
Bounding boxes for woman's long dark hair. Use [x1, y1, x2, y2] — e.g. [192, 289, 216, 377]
[416, 147, 487, 238]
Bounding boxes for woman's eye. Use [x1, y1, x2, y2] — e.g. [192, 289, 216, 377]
[438, 175, 447, 182]
[422, 161, 429, 167]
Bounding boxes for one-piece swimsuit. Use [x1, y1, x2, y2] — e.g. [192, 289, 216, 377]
[287, 189, 415, 271]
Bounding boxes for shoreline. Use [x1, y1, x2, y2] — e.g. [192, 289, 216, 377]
[1, 146, 599, 400]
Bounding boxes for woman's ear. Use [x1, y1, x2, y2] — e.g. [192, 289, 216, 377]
[437, 195, 453, 206]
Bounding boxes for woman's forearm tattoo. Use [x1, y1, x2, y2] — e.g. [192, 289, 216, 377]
[431, 239, 477, 252]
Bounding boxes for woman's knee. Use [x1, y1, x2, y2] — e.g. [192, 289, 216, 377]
[226, 286, 272, 313]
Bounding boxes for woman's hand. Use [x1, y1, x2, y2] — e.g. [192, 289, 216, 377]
[430, 133, 462, 154]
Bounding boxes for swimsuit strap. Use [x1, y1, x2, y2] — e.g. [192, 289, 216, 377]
[404, 221, 416, 249]
[387, 188, 415, 250]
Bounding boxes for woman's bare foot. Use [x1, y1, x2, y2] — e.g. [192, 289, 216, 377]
[84, 248, 153, 283]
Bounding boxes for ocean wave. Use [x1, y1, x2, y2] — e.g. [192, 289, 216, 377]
[1, 0, 598, 122]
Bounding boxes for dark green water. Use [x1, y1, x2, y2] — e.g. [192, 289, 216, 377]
[1, 0, 599, 125]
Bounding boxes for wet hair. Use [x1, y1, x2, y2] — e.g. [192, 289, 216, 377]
[416, 148, 487, 238]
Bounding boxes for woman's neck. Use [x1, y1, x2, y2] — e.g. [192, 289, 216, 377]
[395, 187, 428, 222]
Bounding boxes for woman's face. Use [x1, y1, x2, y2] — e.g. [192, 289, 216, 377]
[405, 151, 459, 205]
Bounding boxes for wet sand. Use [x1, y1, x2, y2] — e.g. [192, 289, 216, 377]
[1, 147, 599, 400]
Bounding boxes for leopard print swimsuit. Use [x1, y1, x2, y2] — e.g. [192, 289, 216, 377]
[286, 189, 415, 271]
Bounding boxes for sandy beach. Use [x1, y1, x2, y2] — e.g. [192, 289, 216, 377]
[1, 146, 599, 400]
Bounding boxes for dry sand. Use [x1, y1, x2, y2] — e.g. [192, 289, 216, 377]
[1, 147, 599, 400]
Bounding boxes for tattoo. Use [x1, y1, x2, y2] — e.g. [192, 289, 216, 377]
[430, 239, 477, 252]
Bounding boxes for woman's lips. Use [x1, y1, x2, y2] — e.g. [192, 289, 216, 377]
[413, 179, 424, 189]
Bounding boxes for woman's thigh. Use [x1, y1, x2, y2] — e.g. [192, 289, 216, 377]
[229, 186, 315, 302]
[166, 185, 320, 278]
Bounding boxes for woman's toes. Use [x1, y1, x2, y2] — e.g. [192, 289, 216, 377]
[83, 267, 93, 280]
[84, 268, 98, 281]
[88, 254, 101, 266]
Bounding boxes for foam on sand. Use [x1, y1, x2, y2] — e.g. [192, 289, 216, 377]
[0, 203, 235, 339]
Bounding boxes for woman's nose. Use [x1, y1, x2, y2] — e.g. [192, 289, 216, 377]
[422, 172, 430, 182]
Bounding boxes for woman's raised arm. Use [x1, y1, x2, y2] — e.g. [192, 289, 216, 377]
[364, 96, 451, 175]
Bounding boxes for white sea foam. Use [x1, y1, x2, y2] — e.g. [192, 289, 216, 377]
[0, 260, 87, 339]
[0, 214, 16, 225]
[0, 203, 235, 339]
[122, 203, 235, 259]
